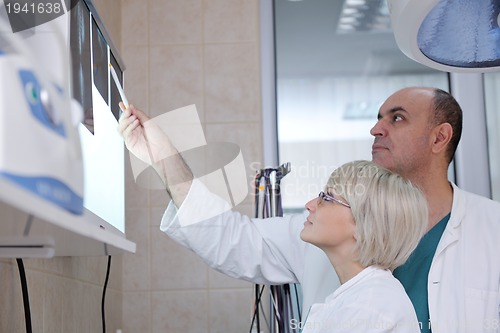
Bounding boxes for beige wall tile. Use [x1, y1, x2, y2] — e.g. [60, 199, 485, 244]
[204, 122, 262, 166]
[125, 152, 150, 210]
[205, 122, 263, 206]
[151, 207, 168, 228]
[122, 291, 151, 332]
[204, 43, 260, 123]
[122, 47, 150, 113]
[0, 261, 25, 332]
[27, 269, 47, 331]
[149, 189, 171, 209]
[149, 0, 202, 45]
[42, 273, 64, 332]
[209, 267, 253, 289]
[204, 0, 259, 43]
[209, 289, 255, 332]
[152, 290, 209, 333]
[122, 0, 149, 46]
[151, 228, 208, 290]
[71, 256, 110, 285]
[149, 45, 205, 118]
[21, 257, 46, 271]
[123, 208, 151, 291]
[92, 0, 122, 51]
[62, 278, 100, 332]
[105, 289, 123, 332]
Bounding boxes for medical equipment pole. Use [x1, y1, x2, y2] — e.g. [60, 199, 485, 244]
[251, 163, 300, 333]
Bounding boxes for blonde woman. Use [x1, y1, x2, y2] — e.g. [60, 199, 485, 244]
[300, 160, 427, 333]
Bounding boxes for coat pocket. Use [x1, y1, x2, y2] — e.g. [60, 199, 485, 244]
[464, 287, 499, 332]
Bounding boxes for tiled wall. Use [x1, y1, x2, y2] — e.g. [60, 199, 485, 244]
[0, 0, 263, 331]
[0, 256, 123, 332]
[0, 1, 124, 332]
[120, 0, 262, 332]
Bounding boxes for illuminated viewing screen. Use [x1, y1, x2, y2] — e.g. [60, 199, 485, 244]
[70, 0, 125, 233]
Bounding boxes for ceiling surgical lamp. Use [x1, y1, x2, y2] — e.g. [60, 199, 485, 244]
[388, 0, 500, 72]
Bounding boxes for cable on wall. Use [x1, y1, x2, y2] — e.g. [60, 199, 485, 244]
[16, 258, 32, 333]
[101, 255, 111, 333]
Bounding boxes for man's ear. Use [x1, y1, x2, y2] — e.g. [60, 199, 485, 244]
[432, 123, 453, 155]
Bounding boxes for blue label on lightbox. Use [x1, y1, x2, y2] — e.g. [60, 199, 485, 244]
[0, 172, 83, 215]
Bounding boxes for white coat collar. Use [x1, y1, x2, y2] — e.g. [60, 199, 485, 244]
[448, 182, 465, 229]
[434, 182, 463, 256]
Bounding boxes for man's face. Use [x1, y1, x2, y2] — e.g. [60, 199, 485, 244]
[370, 88, 435, 178]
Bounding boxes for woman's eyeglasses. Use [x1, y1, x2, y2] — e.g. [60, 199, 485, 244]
[318, 191, 351, 208]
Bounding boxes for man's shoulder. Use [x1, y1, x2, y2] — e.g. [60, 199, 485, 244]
[455, 186, 500, 210]
[453, 186, 500, 232]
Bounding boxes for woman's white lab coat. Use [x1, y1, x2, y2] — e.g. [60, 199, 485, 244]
[161, 181, 500, 333]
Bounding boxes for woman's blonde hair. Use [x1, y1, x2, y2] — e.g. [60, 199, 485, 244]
[326, 160, 428, 271]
